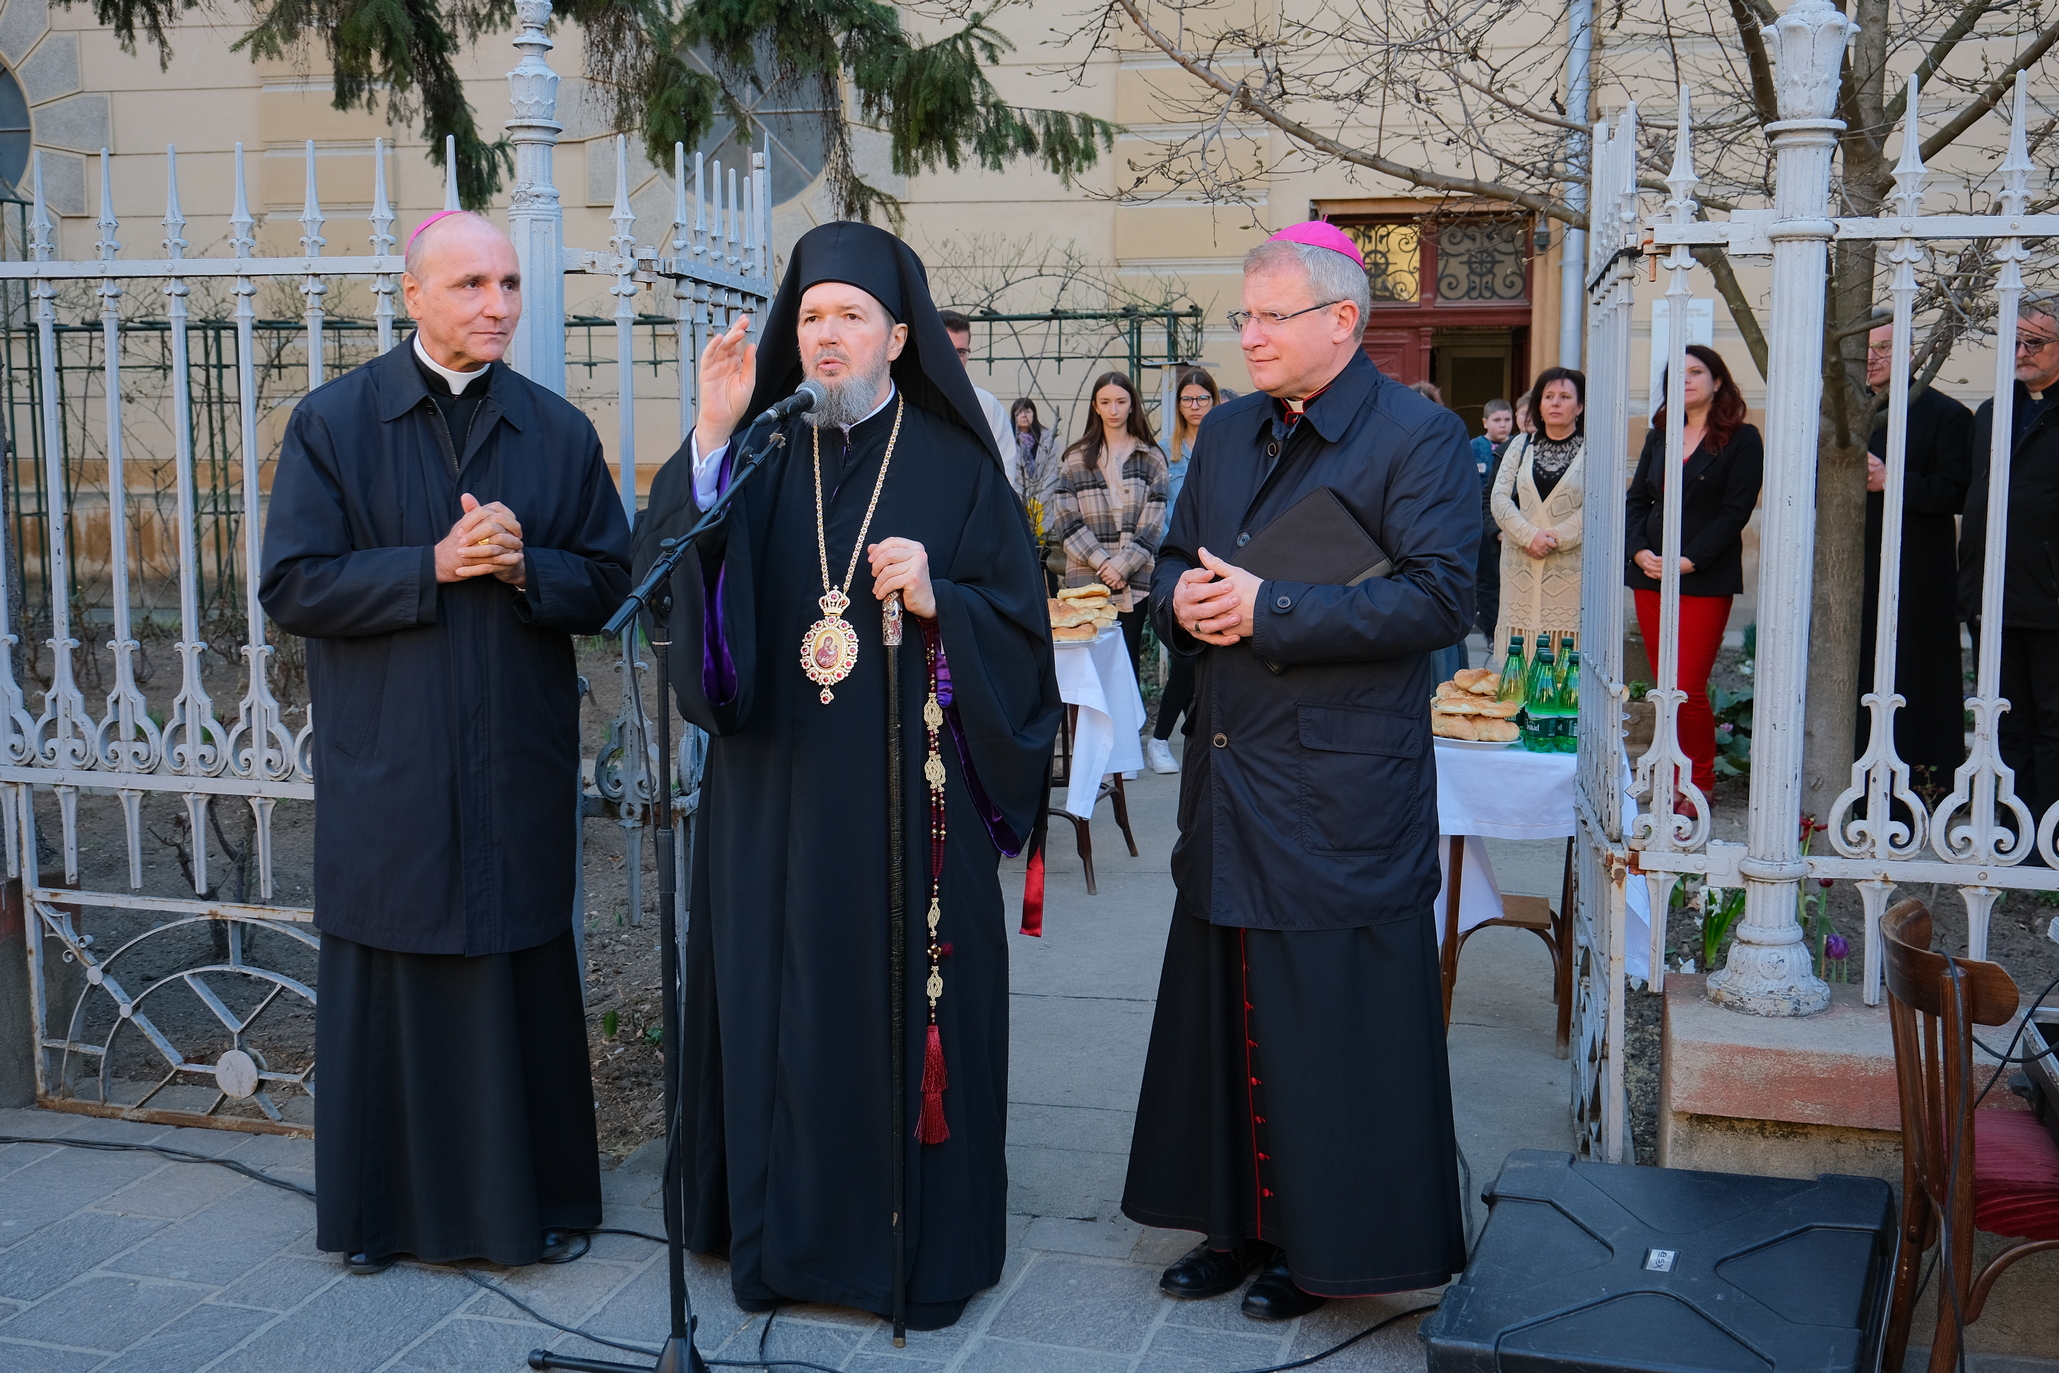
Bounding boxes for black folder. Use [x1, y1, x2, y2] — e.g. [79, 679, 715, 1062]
[1230, 485, 1392, 586]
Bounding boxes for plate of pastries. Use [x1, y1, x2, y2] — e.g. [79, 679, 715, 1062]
[1431, 668, 1521, 746]
[1050, 584, 1119, 644]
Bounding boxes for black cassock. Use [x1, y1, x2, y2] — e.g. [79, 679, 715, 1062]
[1124, 351, 1473, 1298]
[637, 397, 1058, 1328]
[260, 340, 632, 1265]
[1860, 385, 1973, 786]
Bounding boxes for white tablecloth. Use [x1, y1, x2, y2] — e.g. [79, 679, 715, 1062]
[1431, 740, 1653, 980]
[1052, 629, 1146, 818]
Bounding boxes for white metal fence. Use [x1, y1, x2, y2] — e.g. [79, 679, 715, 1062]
[1572, 0, 2059, 1160]
[3, 0, 772, 1132]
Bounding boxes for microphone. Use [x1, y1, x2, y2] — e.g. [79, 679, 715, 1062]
[755, 378, 827, 424]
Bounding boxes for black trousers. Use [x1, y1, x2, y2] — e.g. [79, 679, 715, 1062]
[1120, 607, 1147, 684]
[1999, 625, 2059, 823]
[1154, 652, 1196, 740]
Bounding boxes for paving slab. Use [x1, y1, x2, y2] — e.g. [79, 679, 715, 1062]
[0, 1210, 166, 1302]
[105, 1182, 313, 1286]
[204, 1264, 475, 1373]
[210, 1254, 340, 1312]
[0, 1340, 103, 1372]
[0, 1272, 206, 1353]
[94, 1300, 276, 1373]
[384, 1314, 561, 1373]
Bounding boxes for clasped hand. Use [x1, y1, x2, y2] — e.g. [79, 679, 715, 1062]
[435, 493, 525, 587]
[1174, 548, 1260, 646]
[1632, 549, 1694, 579]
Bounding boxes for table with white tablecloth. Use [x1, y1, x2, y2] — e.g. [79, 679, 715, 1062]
[1051, 628, 1146, 818]
[1433, 741, 1653, 984]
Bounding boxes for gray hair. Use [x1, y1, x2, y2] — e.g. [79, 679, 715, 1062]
[2020, 292, 2059, 324]
[1242, 239, 1370, 322]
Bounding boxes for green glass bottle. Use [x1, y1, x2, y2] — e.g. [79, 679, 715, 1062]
[1556, 648, 1582, 752]
[1552, 635, 1577, 706]
[1521, 635, 1557, 712]
[1497, 633, 1528, 707]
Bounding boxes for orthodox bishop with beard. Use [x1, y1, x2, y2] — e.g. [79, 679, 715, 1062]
[635, 222, 1059, 1328]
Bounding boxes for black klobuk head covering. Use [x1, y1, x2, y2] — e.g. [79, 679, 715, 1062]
[746, 221, 1001, 466]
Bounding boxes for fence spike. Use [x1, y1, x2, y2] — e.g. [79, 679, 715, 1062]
[1998, 71, 2033, 215]
[95, 148, 118, 260]
[1890, 73, 1926, 219]
[370, 136, 395, 257]
[299, 140, 326, 258]
[444, 133, 461, 210]
[163, 146, 186, 261]
[371, 137, 396, 352]
[230, 143, 254, 260]
[28, 149, 50, 259]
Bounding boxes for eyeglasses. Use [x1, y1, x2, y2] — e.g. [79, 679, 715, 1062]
[1866, 342, 1895, 356]
[1226, 301, 1343, 331]
[2016, 335, 2059, 354]
[1179, 394, 1212, 406]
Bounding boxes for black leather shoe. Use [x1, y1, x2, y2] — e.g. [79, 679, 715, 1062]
[1241, 1259, 1325, 1321]
[346, 1252, 397, 1276]
[538, 1229, 590, 1265]
[1159, 1240, 1277, 1299]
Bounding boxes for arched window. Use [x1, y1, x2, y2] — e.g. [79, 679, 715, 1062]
[0, 63, 28, 195]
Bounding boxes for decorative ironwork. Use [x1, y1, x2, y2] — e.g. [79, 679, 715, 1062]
[1344, 223, 1419, 303]
[1436, 222, 1527, 301]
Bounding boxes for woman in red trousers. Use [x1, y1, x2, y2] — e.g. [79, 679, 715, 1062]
[1624, 344, 1764, 797]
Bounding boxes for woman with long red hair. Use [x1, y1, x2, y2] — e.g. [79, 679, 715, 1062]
[1624, 344, 1764, 797]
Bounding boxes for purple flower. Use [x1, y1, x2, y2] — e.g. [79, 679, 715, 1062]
[1824, 932, 1850, 962]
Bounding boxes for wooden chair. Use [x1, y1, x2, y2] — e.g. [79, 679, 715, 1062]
[1439, 834, 1574, 1059]
[1881, 898, 2059, 1373]
[1038, 703, 1137, 896]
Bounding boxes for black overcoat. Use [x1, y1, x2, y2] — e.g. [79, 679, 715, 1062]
[1150, 349, 1479, 930]
[1622, 424, 1765, 598]
[259, 339, 632, 956]
[1959, 384, 2059, 631]
[1860, 385, 1972, 780]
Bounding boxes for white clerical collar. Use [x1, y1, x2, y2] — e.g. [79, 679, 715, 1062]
[413, 334, 488, 395]
[842, 382, 897, 437]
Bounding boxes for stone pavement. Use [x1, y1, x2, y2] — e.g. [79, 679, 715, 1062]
[0, 760, 1614, 1372]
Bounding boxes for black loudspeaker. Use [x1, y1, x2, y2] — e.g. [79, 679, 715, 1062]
[1422, 1151, 1897, 1373]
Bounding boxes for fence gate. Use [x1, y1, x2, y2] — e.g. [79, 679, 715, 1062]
[3, 0, 772, 1133]
[1572, 0, 2059, 1162]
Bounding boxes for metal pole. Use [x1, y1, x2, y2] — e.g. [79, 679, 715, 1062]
[1557, 0, 1594, 368]
[1705, 0, 1852, 1017]
[883, 592, 908, 1346]
[505, 0, 566, 394]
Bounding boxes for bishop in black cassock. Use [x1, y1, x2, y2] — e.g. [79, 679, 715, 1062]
[1123, 225, 1472, 1322]
[634, 222, 1059, 1329]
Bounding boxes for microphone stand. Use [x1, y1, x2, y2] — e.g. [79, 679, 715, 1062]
[534, 419, 792, 1373]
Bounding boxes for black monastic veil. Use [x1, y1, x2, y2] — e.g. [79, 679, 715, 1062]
[633, 221, 1060, 1328]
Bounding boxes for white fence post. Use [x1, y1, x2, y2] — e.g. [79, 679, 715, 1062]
[1704, 0, 1852, 1017]
[505, 0, 565, 394]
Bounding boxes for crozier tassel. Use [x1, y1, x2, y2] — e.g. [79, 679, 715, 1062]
[917, 1023, 950, 1143]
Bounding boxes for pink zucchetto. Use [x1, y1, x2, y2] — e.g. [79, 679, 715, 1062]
[1268, 220, 1364, 268]
[406, 209, 466, 252]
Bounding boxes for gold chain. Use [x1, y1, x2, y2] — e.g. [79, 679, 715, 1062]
[812, 396, 906, 603]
